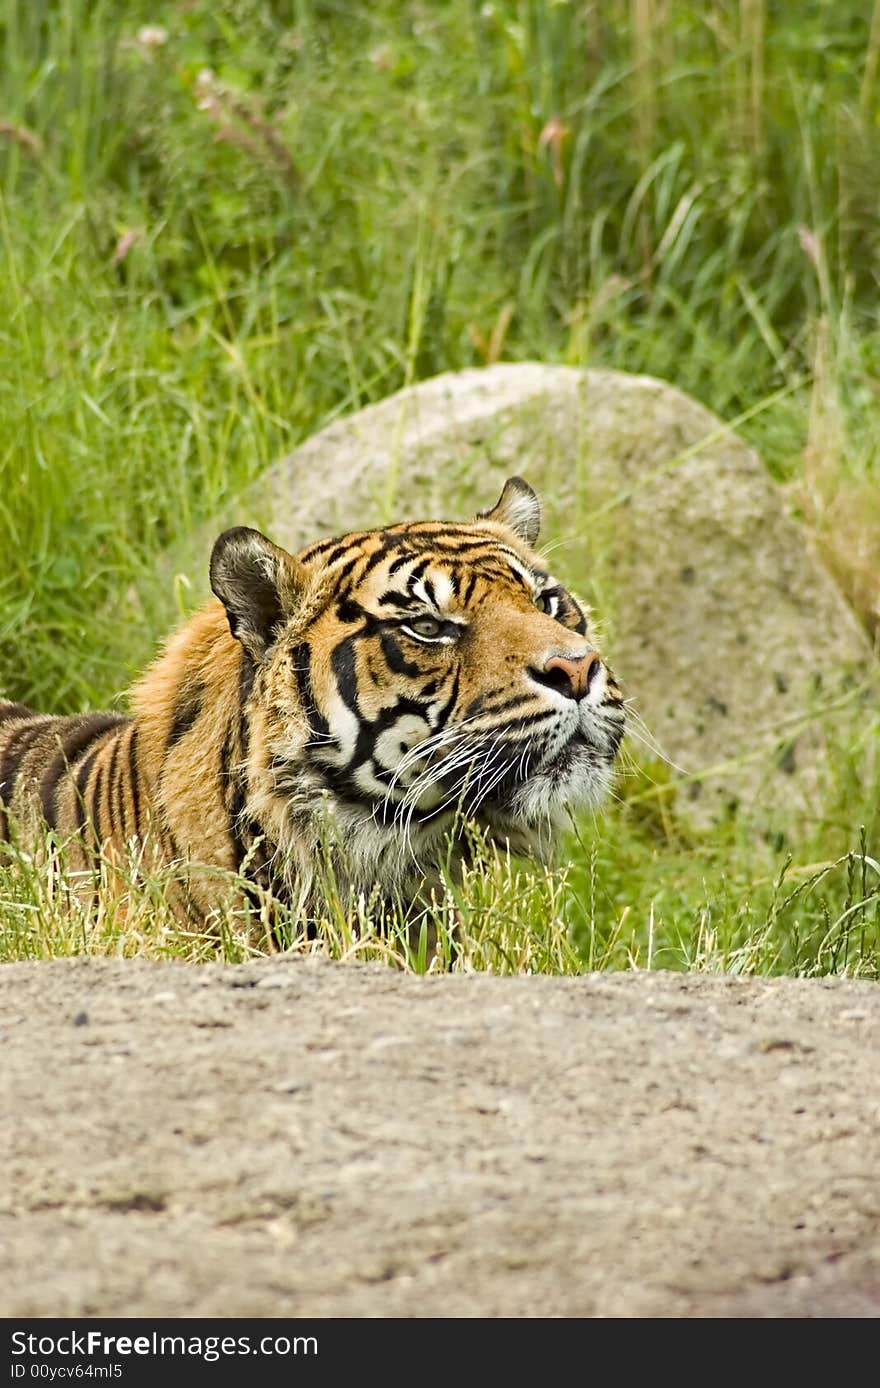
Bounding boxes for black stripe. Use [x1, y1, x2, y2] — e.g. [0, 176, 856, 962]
[387, 553, 411, 579]
[380, 633, 422, 678]
[299, 536, 358, 566]
[328, 550, 368, 590]
[387, 523, 454, 539]
[167, 678, 204, 749]
[0, 722, 47, 807]
[220, 710, 249, 872]
[460, 571, 479, 606]
[218, 720, 234, 796]
[304, 524, 529, 564]
[127, 727, 142, 840]
[90, 756, 105, 848]
[111, 727, 128, 841]
[353, 537, 423, 587]
[229, 793, 248, 872]
[331, 638, 359, 713]
[228, 712, 285, 902]
[0, 721, 49, 839]
[335, 594, 368, 626]
[292, 643, 329, 737]
[421, 545, 521, 572]
[38, 714, 127, 830]
[407, 556, 431, 587]
[484, 710, 557, 737]
[73, 740, 106, 836]
[375, 589, 417, 610]
[0, 701, 35, 723]
[104, 733, 122, 842]
[431, 668, 460, 733]
[464, 690, 535, 719]
[357, 695, 437, 771]
[461, 559, 529, 588]
[239, 649, 256, 704]
[159, 811, 183, 866]
[239, 703, 251, 765]
[76, 745, 106, 906]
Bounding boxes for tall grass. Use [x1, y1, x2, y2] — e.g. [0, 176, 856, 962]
[1, 809, 877, 979]
[0, 1, 878, 974]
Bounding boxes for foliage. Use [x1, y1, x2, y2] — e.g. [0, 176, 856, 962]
[0, 0, 878, 973]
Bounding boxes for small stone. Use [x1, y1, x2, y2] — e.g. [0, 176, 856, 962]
[72, 1011, 88, 1027]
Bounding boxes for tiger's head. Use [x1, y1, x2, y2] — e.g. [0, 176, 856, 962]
[209, 477, 624, 901]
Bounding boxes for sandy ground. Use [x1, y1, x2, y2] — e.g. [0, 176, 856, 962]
[1, 957, 878, 1319]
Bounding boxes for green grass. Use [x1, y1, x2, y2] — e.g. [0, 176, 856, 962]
[2, 810, 878, 978]
[1, 0, 878, 975]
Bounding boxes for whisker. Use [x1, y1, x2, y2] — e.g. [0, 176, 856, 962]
[620, 717, 687, 775]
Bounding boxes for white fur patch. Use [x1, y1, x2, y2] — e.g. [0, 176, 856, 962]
[320, 690, 361, 766]
[429, 570, 454, 610]
[503, 551, 539, 591]
[374, 714, 432, 781]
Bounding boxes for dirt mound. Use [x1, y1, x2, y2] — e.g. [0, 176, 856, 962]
[3, 958, 878, 1318]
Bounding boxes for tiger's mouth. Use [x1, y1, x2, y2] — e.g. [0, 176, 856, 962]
[538, 729, 594, 780]
[302, 695, 624, 835]
[373, 712, 623, 830]
[498, 722, 622, 819]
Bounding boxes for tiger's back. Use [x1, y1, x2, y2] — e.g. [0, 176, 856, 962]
[0, 601, 258, 911]
[0, 703, 134, 863]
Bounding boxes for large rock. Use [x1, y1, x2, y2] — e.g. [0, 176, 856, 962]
[176, 364, 874, 825]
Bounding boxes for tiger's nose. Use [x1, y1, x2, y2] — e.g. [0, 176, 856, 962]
[540, 651, 602, 702]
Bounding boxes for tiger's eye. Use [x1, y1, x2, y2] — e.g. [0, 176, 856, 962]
[410, 616, 443, 638]
[536, 592, 555, 614]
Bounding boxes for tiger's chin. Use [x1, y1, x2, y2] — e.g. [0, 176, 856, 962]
[504, 738, 616, 830]
[285, 730, 620, 918]
[437, 732, 619, 868]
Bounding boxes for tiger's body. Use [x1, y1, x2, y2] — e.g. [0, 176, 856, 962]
[0, 479, 624, 927]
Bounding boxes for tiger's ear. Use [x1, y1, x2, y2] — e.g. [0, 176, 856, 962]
[477, 476, 541, 547]
[210, 527, 306, 661]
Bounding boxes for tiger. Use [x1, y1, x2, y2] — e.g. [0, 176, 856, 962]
[0, 477, 624, 930]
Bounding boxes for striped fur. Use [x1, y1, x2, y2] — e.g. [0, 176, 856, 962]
[0, 479, 625, 925]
